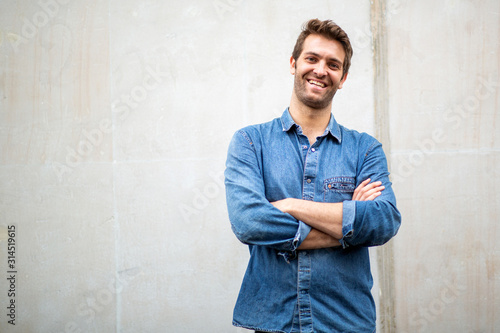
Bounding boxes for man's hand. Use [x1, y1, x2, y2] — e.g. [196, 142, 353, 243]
[352, 178, 384, 201]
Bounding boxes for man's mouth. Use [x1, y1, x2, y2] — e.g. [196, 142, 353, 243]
[308, 79, 326, 88]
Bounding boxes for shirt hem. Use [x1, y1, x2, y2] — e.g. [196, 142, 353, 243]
[232, 321, 287, 333]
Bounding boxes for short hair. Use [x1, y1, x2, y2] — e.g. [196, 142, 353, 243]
[292, 19, 353, 78]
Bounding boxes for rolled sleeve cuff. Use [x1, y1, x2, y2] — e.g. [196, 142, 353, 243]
[278, 221, 311, 263]
[340, 200, 356, 249]
[292, 220, 312, 251]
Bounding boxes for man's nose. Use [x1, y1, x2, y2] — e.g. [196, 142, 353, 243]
[313, 61, 327, 77]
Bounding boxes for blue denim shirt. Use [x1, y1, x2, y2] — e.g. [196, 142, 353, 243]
[225, 109, 401, 333]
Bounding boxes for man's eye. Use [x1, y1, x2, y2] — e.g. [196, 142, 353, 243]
[329, 63, 340, 69]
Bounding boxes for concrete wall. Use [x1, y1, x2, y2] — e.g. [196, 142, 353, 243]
[0, 0, 497, 332]
[388, 1, 500, 332]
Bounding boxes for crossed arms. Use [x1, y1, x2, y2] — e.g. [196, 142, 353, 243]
[271, 179, 384, 249]
[225, 130, 401, 252]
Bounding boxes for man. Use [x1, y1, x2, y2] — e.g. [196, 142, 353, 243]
[224, 19, 401, 333]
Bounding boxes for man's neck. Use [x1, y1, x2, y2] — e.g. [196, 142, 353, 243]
[289, 99, 331, 145]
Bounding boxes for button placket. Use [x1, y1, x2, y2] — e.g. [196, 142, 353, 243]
[297, 251, 313, 331]
[302, 146, 318, 200]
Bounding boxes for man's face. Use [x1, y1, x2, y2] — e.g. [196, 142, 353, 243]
[290, 34, 348, 110]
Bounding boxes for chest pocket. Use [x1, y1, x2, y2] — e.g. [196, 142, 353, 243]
[323, 176, 355, 202]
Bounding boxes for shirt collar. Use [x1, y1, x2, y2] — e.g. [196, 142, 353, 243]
[280, 108, 342, 143]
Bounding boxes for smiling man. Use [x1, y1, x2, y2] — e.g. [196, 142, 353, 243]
[225, 19, 401, 333]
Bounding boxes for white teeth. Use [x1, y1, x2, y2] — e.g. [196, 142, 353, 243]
[308, 80, 325, 88]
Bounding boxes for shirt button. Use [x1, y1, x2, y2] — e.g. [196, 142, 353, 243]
[311, 148, 316, 152]
[306, 179, 312, 183]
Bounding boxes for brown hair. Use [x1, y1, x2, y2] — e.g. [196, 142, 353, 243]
[292, 19, 353, 78]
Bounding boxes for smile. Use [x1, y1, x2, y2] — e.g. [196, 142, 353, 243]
[308, 79, 326, 88]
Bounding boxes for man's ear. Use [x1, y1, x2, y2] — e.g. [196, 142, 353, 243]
[290, 56, 296, 75]
[338, 72, 348, 89]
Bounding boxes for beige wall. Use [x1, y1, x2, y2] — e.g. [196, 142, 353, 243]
[0, 0, 498, 332]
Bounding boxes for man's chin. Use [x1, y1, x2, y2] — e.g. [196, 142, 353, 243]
[303, 98, 332, 110]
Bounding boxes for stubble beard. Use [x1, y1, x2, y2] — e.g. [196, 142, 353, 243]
[293, 74, 338, 110]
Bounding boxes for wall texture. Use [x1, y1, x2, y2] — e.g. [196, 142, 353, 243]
[388, 1, 500, 332]
[0, 0, 498, 332]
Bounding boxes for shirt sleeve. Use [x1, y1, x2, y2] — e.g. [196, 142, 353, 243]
[224, 129, 311, 251]
[339, 139, 401, 248]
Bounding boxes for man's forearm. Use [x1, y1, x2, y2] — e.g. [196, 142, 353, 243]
[271, 180, 384, 240]
[272, 198, 344, 239]
[298, 228, 341, 249]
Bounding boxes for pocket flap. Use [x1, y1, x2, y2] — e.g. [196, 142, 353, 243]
[324, 177, 355, 192]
